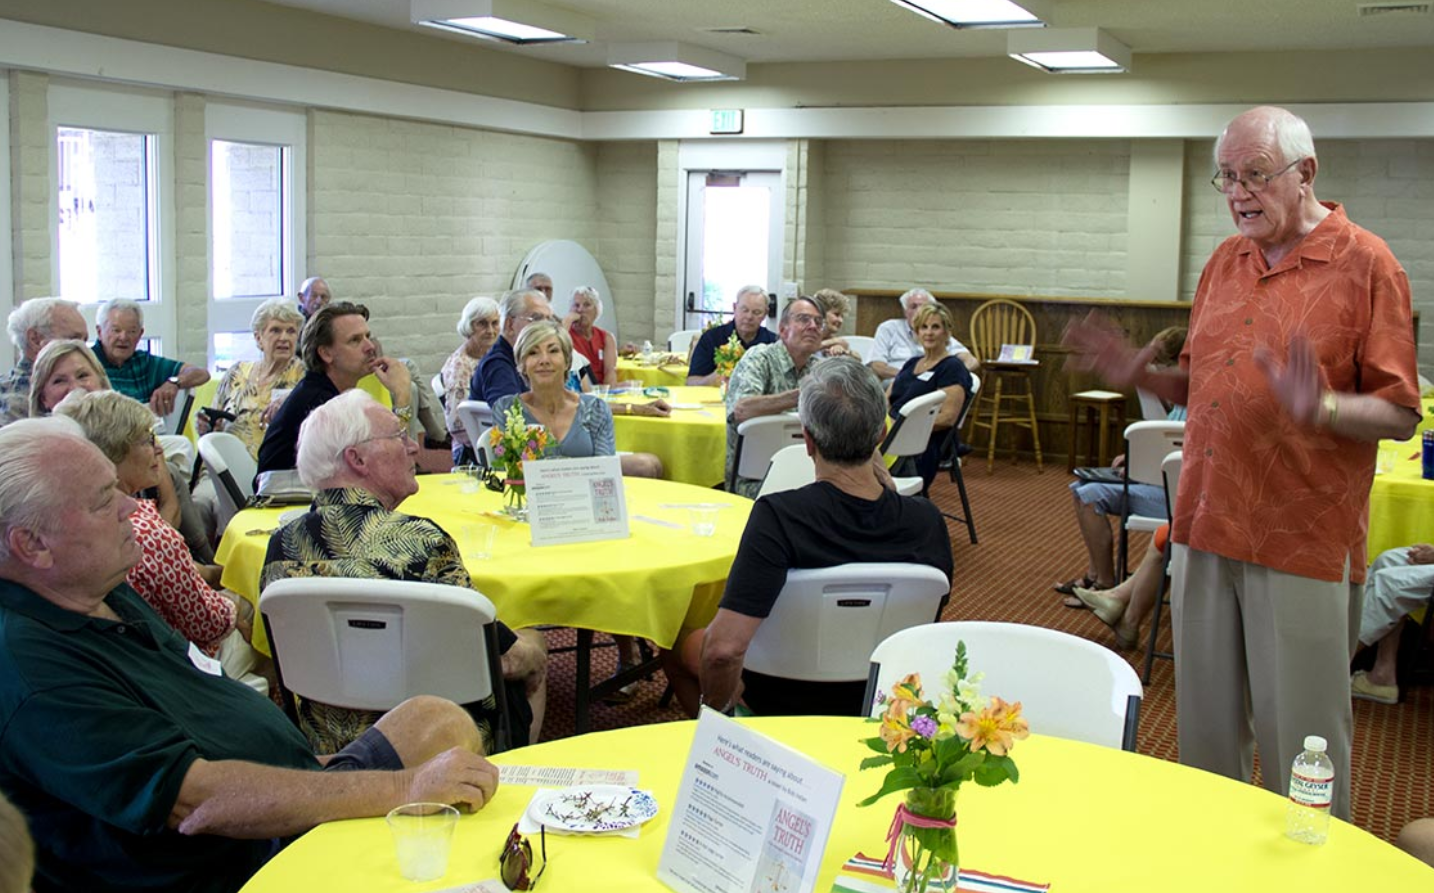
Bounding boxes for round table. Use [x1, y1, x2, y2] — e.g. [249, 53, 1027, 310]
[616, 356, 688, 388]
[216, 475, 751, 658]
[238, 716, 1430, 893]
[1368, 398, 1434, 560]
[612, 386, 728, 488]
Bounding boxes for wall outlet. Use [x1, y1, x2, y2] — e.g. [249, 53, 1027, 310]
[781, 281, 799, 299]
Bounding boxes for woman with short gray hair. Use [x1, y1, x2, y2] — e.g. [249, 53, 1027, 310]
[196, 298, 306, 458]
[442, 295, 501, 464]
[564, 285, 617, 385]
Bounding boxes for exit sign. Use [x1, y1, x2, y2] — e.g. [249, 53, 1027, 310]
[710, 109, 744, 134]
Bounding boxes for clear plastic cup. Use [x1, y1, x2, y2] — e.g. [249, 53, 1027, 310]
[386, 802, 459, 882]
[592, 384, 611, 399]
[688, 506, 720, 537]
[464, 523, 497, 559]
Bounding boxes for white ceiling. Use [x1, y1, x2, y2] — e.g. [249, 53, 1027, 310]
[262, 0, 1434, 68]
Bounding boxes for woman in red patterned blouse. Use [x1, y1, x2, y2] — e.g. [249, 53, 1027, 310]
[563, 286, 617, 386]
[54, 390, 246, 657]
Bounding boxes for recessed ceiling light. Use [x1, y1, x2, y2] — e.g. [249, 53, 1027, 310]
[411, 0, 593, 45]
[1008, 27, 1132, 73]
[889, 0, 1048, 29]
[608, 42, 746, 82]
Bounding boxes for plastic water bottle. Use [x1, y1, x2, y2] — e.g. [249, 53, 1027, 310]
[1423, 431, 1434, 480]
[1285, 735, 1334, 845]
[641, 339, 654, 359]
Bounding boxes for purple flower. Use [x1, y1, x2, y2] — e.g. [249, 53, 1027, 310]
[911, 716, 938, 739]
[494, 445, 506, 456]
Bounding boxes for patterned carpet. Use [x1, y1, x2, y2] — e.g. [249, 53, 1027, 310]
[532, 459, 1434, 844]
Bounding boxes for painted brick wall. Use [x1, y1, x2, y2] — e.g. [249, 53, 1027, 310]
[1180, 138, 1434, 374]
[307, 109, 600, 377]
[820, 139, 1132, 299]
[594, 141, 657, 344]
[8, 70, 50, 299]
[653, 140, 679, 344]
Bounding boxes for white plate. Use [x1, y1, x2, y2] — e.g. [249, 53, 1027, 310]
[278, 508, 308, 525]
[668, 402, 702, 410]
[526, 785, 659, 833]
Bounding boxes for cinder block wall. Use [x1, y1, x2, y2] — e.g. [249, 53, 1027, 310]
[307, 109, 600, 377]
[819, 139, 1132, 298]
[594, 141, 658, 345]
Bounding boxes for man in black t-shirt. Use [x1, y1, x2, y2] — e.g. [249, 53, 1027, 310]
[679, 358, 952, 717]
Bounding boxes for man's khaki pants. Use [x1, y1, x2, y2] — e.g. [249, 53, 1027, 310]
[1171, 545, 1361, 821]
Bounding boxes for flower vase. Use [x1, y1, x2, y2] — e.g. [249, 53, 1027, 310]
[717, 375, 728, 399]
[503, 476, 528, 522]
[891, 788, 958, 893]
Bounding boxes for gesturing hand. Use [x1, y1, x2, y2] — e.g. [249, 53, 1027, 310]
[1253, 335, 1323, 427]
[1061, 312, 1156, 389]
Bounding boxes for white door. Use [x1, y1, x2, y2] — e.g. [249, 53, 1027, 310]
[682, 170, 782, 331]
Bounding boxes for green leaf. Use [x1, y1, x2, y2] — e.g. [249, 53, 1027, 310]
[972, 755, 1017, 787]
[938, 751, 984, 786]
[855, 766, 923, 807]
[863, 736, 892, 755]
[859, 754, 896, 771]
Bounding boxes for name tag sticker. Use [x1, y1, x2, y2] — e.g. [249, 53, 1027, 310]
[187, 642, 223, 676]
[917, 371, 934, 382]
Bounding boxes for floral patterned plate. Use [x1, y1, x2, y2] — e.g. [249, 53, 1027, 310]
[526, 785, 659, 833]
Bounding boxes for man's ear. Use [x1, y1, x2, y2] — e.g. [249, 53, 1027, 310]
[6, 526, 54, 570]
[24, 329, 45, 358]
[802, 428, 816, 458]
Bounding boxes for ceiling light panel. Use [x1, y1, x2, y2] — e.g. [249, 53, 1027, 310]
[411, 0, 594, 44]
[1008, 27, 1132, 73]
[607, 42, 746, 82]
[889, 0, 1049, 28]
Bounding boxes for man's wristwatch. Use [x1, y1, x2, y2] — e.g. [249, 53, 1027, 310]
[165, 375, 181, 388]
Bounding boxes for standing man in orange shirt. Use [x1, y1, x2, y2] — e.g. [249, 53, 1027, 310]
[1066, 106, 1420, 820]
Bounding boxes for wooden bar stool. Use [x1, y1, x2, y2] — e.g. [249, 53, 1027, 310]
[967, 299, 1044, 473]
[1067, 390, 1126, 471]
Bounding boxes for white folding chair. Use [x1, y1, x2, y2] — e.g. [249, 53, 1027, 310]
[743, 563, 951, 702]
[431, 372, 446, 408]
[197, 432, 257, 535]
[475, 426, 496, 468]
[160, 388, 195, 436]
[1136, 387, 1167, 421]
[259, 576, 512, 752]
[866, 620, 1143, 751]
[1116, 421, 1185, 579]
[668, 329, 701, 356]
[1142, 448, 1183, 685]
[881, 390, 946, 497]
[756, 444, 816, 498]
[456, 400, 495, 454]
[730, 415, 806, 492]
[844, 335, 876, 361]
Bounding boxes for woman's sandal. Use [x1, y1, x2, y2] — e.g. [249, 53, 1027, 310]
[1054, 575, 1095, 608]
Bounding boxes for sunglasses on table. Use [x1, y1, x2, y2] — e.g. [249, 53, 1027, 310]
[499, 823, 547, 890]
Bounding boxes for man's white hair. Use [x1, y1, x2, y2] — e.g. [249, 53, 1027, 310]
[899, 288, 934, 312]
[499, 289, 546, 329]
[1213, 106, 1318, 168]
[96, 298, 144, 330]
[296, 389, 383, 489]
[7, 297, 80, 353]
[0, 416, 90, 562]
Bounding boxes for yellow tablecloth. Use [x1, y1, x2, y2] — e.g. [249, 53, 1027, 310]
[1368, 441, 1434, 561]
[215, 475, 751, 655]
[239, 716, 1430, 893]
[613, 386, 728, 488]
[616, 357, 688, 388]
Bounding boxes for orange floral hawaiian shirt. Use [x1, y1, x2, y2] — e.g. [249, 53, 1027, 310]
[1172, 203, 1421, 584]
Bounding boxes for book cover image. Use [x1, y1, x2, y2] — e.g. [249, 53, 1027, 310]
[748, 799, 816, 893]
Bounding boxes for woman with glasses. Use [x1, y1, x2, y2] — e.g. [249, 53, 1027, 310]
[444, 296, 502, 464]
[886, 302, 972, 487]
[54, 389, 266, 688]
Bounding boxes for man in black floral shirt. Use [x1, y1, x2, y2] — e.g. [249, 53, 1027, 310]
[262, 389, 547, 753]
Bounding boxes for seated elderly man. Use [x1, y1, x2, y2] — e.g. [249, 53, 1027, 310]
[1350, 543, 1434, 705]
[468, 288, 554, 405]
[687, 285, 776, 386]
[92, 298, 209, 417]
[724, 296, 826, 498]
[866, 287, 979, 379]
[257, 301, 412, 476]
[668, 359, 953, 717]
[0, 417, 501, 893]
[263, 389, 547, 752]
[296, 275, 332, 319]
[0, 297, 88, 426]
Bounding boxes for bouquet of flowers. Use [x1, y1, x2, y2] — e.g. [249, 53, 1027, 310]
[713, 332, 746, 382]
[488, 401, 552, 513]
[859, 642, 1029, 892]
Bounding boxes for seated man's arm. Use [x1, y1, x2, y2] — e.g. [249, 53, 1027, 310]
[370, 357, 412, 409]
[171, 747, 498, 838]
[866, 325, 901, 380]
[731, 389, 799, 424]
[686, 331, 720, 386]
[176, 363, 210, 388]
[699, 608, 764, 713]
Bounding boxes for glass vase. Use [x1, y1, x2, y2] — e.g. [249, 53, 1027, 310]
[503, 477, 527, 522]
[893, 787, 958, 893]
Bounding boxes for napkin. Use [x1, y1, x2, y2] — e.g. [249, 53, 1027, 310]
[831, 852, 1050, 893]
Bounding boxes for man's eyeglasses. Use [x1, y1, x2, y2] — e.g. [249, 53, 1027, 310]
[513, 314, 552, 324]
[355, 429, 415, 448]
[788, 313, 824, 329]
[1210, 158, 1303, 194]
[499, 823, 546, 890]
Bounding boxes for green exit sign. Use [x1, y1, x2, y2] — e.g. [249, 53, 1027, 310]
[710, 109, 744, 134]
